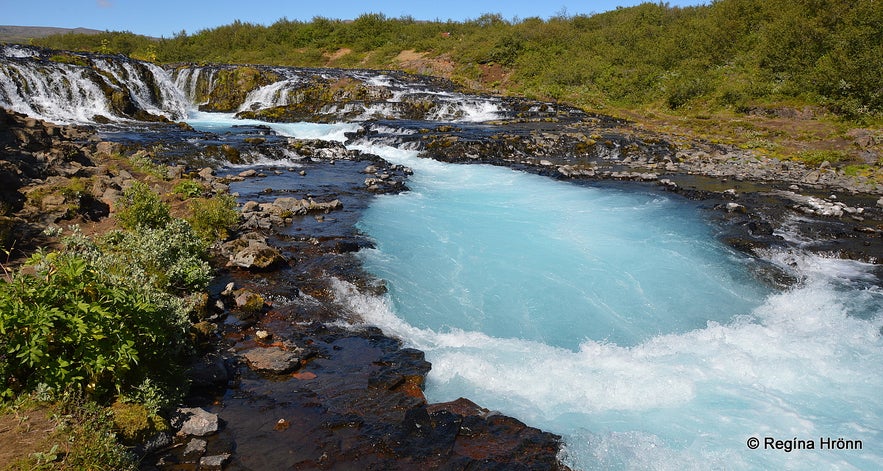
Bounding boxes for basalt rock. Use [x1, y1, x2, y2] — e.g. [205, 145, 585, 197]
[220, 232, 285, 270]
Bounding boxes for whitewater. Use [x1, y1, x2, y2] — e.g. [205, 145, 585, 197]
[338, 143, 883, 470]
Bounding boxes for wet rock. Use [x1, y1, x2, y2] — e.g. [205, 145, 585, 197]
[726, 202, 746, 213]
[200, 453, 231, 469]
[183, 438, 207, 456]
[174, 407, 219, 437]
[233, 289, 266, 313]
[241, 346, 305, 374]
[187, 353, 230, 393]
[221, 232, 285, 270]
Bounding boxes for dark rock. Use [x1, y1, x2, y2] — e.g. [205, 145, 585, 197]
[187, 353, 230, 393]
[241, 346, 305, 373]
[173, 407, 219, 437]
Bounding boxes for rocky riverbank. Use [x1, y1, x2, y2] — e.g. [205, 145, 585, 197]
[1, 47, 882, 470]
[0, 108, 570, 469]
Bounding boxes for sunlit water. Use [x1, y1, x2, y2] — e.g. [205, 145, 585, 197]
[345, 144, 883, 470]
[185, 115, 883, 470]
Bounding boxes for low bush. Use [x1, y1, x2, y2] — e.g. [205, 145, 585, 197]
[187, 193, 239, 243]
[794, 149, 849, 167]
[114, 181, 170, 230]
[0, 250, 189, 401]
[172, 179, 205, 199]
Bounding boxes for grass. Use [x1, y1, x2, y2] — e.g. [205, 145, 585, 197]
[0, 394, 137, 470]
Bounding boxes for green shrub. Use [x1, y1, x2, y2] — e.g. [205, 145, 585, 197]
[115, 181, 170, 230]
[172, 179, 204, 199]
[0, 251, 189, 401]
[99, 219, 211, 294]
[794, 150, 849, 167]
[187, 194, 239, 243]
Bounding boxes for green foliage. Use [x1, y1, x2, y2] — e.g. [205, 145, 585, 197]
[794, 149, 849, 167]
[186, 194, 239, 243]
[172, 179, 204, 199]
[114, 181, 170, 230]
[99, 219, 211, 293]
[0, 250, 188, 401]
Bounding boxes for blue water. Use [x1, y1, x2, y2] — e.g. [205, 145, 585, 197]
[183, 114, 883, 470]
[344, 144, 883, 470]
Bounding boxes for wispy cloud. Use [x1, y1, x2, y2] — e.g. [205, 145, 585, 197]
[97, 0, 113, 8]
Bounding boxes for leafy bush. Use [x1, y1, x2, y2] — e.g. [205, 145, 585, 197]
[172, 179, 204, 199]
[100, 219, 212, 293]
[114, 181, 170, 230]
[0, 251, 189, 401]
[795, 149, 849, 167]
[187, 194, 239, 243]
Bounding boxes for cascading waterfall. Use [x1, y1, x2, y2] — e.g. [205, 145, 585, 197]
[91, 59, 189, 120]
[238, 78, 300, 111]
[0, 46, 189, 123]
[171, 66, 218, 105]
[1, 47, 509, 124]
[0, 60, 115, 123]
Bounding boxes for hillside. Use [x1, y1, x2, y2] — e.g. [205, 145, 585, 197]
[0, 25, 103, 43]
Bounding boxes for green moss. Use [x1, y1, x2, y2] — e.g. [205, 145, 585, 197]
[48, 53, 89, 67]
[794, 150, 850, 167]
[241, 292, 265, 313]
[110, 400, 169, 445]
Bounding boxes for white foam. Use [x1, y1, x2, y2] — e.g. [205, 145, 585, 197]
[185, 111, 360, 142]
[333, 247, 883, 469]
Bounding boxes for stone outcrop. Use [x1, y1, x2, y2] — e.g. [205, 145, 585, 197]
[0, 109, 111, 248]
[219, 232, 285, 270]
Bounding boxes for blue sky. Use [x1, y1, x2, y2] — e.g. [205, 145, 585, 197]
[3, 0, 707, 38]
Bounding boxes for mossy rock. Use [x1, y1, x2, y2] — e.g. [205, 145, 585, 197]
[48, 53, 89, 67]
[200, 67, 282, 112]
[110, 400, 170, 446]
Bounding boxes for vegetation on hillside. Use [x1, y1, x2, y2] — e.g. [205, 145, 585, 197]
[31, 0, 883, 119]
[0, 167, 239, 467]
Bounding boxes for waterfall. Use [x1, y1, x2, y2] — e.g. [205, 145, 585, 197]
[0, 61, 114, 123]
[171, 66, 217, 106]
[1, 45, 523, 125]
[0, 46, 189, 124]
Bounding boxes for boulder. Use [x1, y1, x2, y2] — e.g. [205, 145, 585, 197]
[242, 346, 305, 374]
[174, 407, 219, 437]
[221, 232, 285, 270]
[229, 244, 284, 270]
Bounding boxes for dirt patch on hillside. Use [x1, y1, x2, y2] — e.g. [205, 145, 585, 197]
[394, 49, 455, 78]
[0, 407, 57, 468]
[324, 48, 352, 64]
